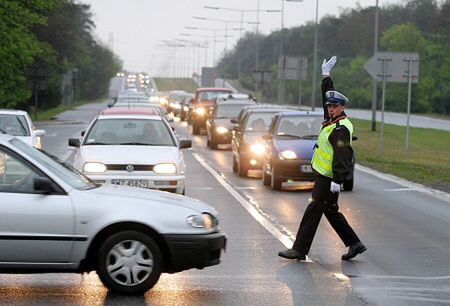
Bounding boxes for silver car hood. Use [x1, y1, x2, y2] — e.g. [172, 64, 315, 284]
[84, 184, 216, 214]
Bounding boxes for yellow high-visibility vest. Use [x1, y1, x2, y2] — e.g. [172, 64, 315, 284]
[311, 118, 353, 178]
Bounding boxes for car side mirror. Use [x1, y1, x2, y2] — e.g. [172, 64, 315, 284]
[68, 138, 80, 147]
[230, 118, 238, 124]
[34, 129, 46, 137]
[179, 139, 192, 149]
[34, 177, 57, 194]
[352, 136, 358, 141]
[107, 101, 114, 108]
[262, 134, 272, 140]
[81, 131, 85, 136]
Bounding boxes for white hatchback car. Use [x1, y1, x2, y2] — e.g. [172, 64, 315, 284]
[0, 134, 226, 294]
[0, 109, 45, 148]
[69, 107, 190, 194]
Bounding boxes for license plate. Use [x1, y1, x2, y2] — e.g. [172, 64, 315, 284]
[300, 165, 312, 173]
[111, 179, 148, 188]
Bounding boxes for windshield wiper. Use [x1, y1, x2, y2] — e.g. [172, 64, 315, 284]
[84, 142, 110, 145]
[302, 134, 319, 139]
[277, 134, 304, 138]
[118, 142, 158, 145]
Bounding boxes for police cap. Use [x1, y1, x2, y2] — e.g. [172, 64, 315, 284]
[325, 91, 349, 105]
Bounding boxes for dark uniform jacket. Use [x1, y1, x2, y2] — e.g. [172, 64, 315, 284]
[321, 77, 354, 184]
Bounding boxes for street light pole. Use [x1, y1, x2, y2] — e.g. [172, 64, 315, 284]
[371, 0, 379, 131]
[311, 0, 319, 111]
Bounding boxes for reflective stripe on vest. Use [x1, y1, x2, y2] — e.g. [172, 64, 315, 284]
[311, 118, 353, 178]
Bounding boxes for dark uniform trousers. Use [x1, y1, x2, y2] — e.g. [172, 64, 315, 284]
[292, 174, 360, 255]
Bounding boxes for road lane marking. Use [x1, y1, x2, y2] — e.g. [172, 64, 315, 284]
[234, 186, 257, 190]
[192, 152, 313, 262]
[356, 164, 450, 203]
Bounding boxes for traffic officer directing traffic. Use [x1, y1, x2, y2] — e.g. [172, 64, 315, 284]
[278, 56, 367, 261]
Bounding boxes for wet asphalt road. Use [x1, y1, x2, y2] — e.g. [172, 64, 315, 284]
[2, 101, 448, 305]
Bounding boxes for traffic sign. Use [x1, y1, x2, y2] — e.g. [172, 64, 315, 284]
[364, 52, 419, 83]
[278, 56, 308, 81]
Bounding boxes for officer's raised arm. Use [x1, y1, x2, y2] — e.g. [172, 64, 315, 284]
[321, 56, 337, 120]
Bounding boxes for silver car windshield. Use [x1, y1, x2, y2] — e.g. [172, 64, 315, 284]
[0, 114, 30, 136]
[11, 138, 96, 190]
[85, 118, 176, 146]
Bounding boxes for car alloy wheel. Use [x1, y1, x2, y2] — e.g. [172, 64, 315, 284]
[97, 231, 162, 294]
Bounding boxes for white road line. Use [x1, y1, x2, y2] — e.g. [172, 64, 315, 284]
[234, 186, 257, 190]
[192, 153, 312, 262]
[356, 164, 450, 203]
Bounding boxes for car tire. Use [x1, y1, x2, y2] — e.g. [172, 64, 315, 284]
[238, 156, 248, 177]
[232, 156, 238, 173]
[271, 166, 282, 191]
[343, 178, 354, 191]
[192, 123, 201, 135]
[262, 166, 271, 186]
[97, 231, 162, 295]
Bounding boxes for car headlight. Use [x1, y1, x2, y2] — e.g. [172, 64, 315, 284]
[195, 107, 206, 115]
[279, 150, 297, 160]
[153, 163, 177, 174]
[250, 143, 265, 155]
[216, 126, 229, 134]
[83, 162, 107, 173]
[186, 213, 216, 230]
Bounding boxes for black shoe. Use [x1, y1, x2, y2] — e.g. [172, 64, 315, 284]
[342, 242, 367, 260]
[278, 249, 306, 260]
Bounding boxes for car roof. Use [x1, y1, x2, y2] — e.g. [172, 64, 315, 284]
[216, 100, 255, 106]
[100, 107, 162, 117]
[277, 111, 323, 117]
[0, 109, 28, 116]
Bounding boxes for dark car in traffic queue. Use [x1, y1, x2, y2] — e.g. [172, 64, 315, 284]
[206, 99, 256, 149]
[189, 87, 234, 135]
[262, 111, 323, 190]
[262, 111, 356, 191]
[180, 95, 194, 121]
[231, 108, 288, 177]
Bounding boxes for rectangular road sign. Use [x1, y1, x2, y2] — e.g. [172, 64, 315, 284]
[364, 52, 419, 83]
[278, 56, 308, 81]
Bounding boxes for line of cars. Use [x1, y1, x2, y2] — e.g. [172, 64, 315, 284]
[0, 88, 227, 294]
[161, 86, 355, 192]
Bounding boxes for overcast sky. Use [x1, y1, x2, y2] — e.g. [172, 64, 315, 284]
[80, 0, 400, 75]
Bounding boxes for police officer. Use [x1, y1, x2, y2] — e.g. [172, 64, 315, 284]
[278, 56, 367, 261]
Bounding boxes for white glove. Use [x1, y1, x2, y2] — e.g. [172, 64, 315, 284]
[321, 56, 337, 76]
[330, 181, 341, 193]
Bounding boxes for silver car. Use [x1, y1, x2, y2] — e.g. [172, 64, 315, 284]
[0, 134, 226, 294]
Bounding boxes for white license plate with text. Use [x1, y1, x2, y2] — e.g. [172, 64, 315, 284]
[111, 179, 149, 188]
[300, 165, 312, 173]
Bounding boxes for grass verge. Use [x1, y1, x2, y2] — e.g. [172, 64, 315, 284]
[352, 118, 450, 193]
[35, 98, 104, 121]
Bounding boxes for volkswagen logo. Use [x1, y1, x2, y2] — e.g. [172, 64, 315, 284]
[126, 164, 134, 172]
